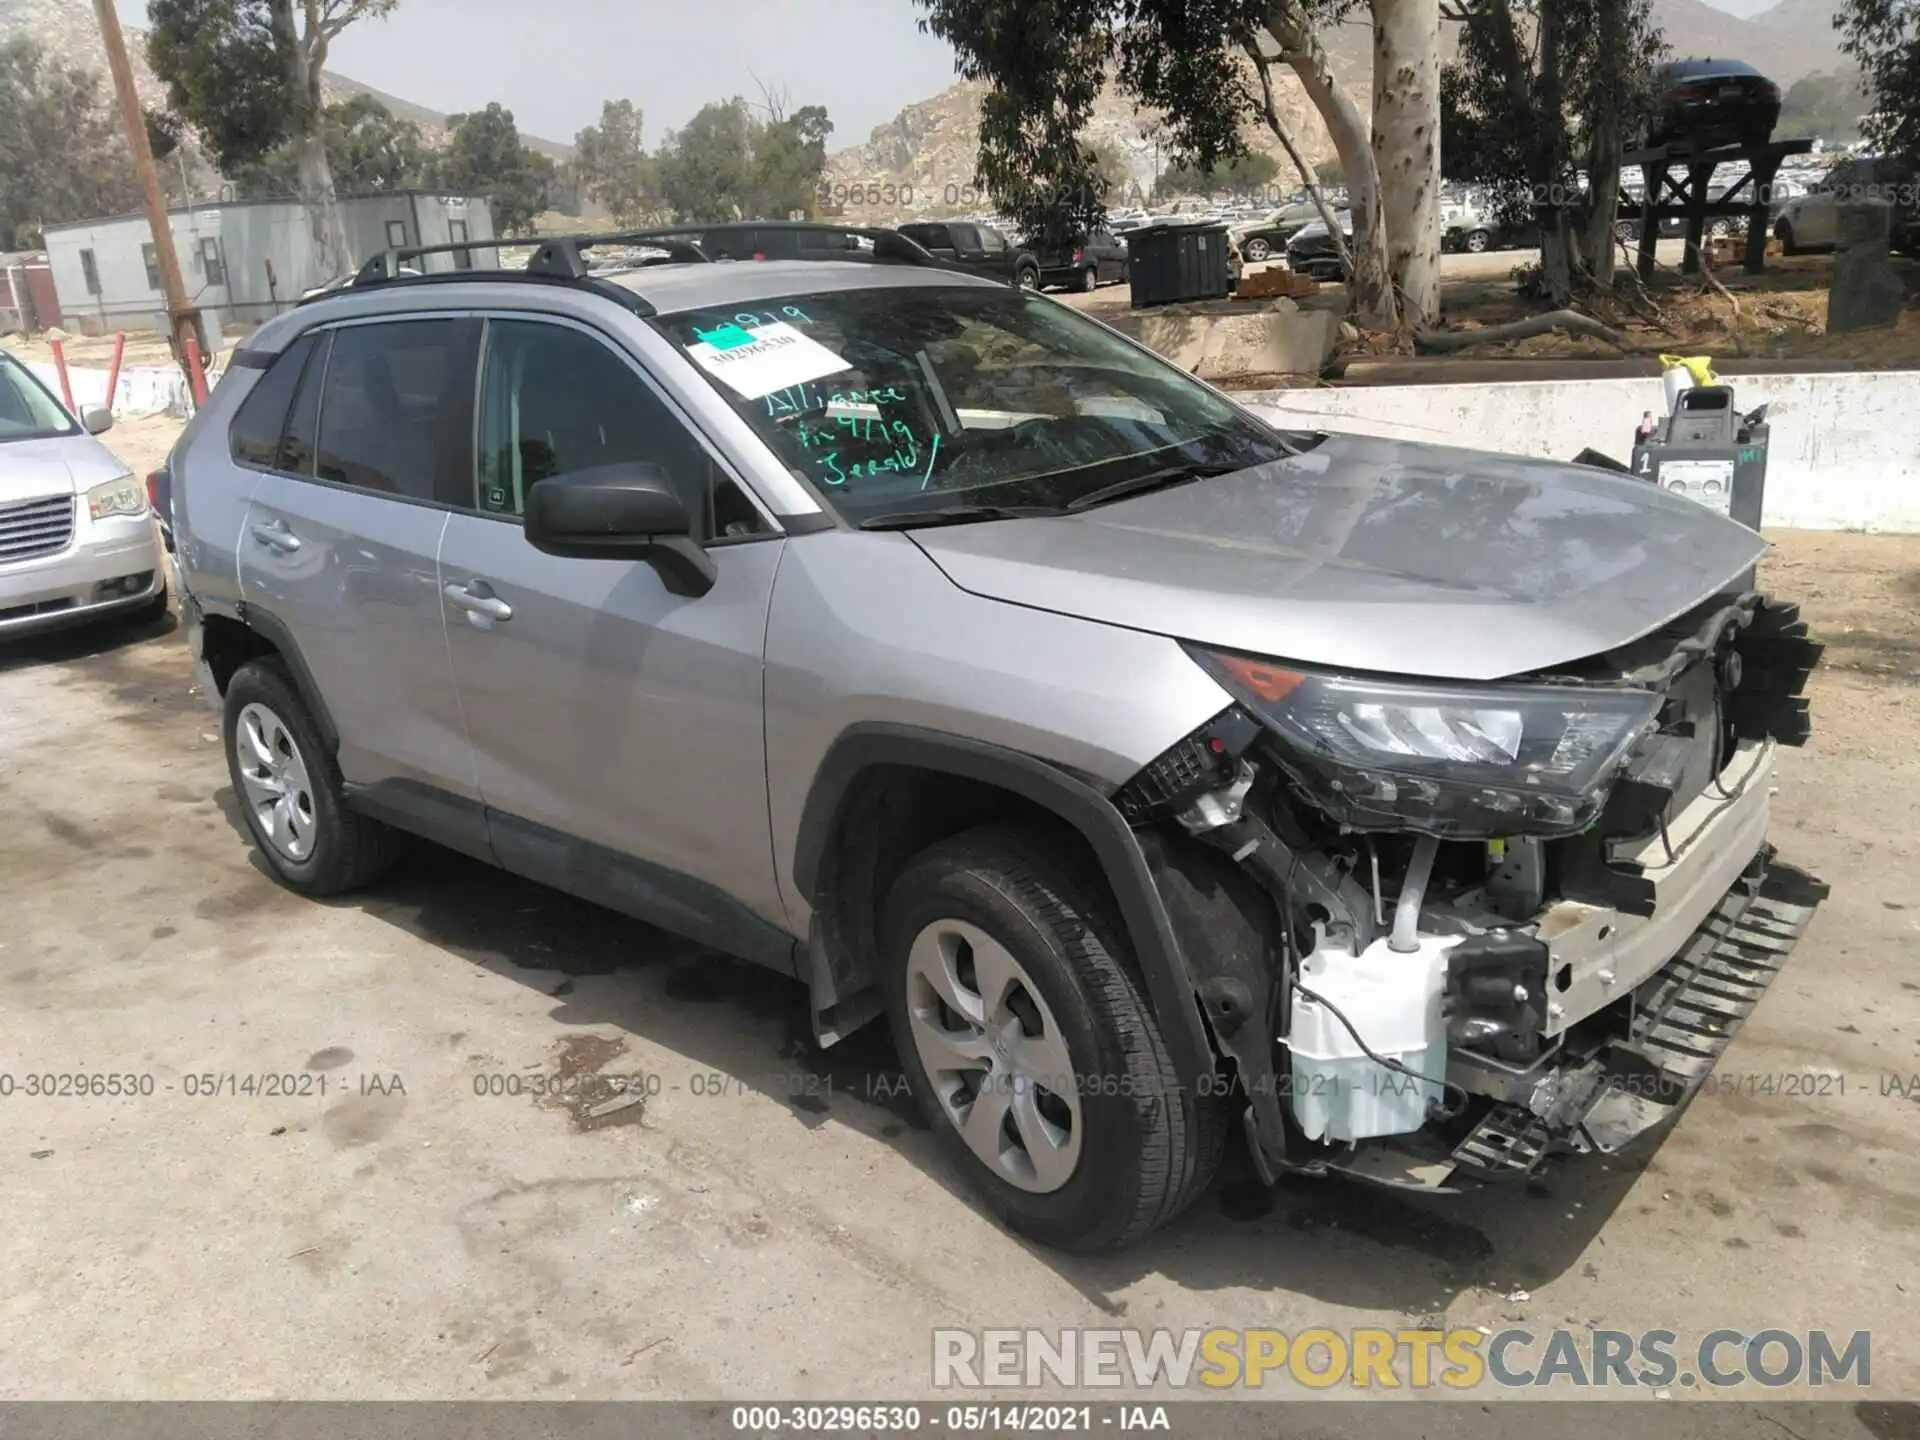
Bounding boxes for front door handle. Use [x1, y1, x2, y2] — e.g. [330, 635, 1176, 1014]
[444, 580, 513, 623]
[250, 519, 301, 554]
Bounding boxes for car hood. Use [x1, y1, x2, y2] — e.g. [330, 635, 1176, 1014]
[907, 433, 1769, 681]
[0, 434, 128, 506]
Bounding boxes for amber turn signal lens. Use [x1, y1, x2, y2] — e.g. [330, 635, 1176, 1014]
[1211, 653, 1306, 704]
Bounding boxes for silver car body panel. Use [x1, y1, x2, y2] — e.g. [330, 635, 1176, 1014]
[908, 434, 1770, 680]
[764, 530, 1234, 928]
[439, 512, 790, 930]
[239, 474, 470, 797]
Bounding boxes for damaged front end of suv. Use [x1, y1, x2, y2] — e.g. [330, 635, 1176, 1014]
[1117, 591, 1825, 1192]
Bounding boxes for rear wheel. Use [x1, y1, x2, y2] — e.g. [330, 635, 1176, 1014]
[223, 659, 402, 896]
[1016, 264, 1039, 289]
[1080, 265, 1098, 291]
[880, 824, 1228, 1251]
[1465, 229, 1492, 253]
[1775, 219, 1800, 256]
[1243, 237, 1271, 262]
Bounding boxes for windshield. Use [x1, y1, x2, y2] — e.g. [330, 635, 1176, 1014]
[0, 354, 78, 443]
[651, 285, 1298, 525]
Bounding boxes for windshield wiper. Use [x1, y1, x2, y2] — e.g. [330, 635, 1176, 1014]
[1065, 462, 1246, 513]
[857, 503, 1068, 531]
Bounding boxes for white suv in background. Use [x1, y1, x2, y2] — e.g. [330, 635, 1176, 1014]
[0, 351, 166, 637]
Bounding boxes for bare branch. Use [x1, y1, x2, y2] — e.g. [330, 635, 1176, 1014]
[1241, 37, 1352, 269]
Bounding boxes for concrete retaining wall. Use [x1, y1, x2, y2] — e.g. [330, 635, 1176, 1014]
[1238, 372, 1920, 533]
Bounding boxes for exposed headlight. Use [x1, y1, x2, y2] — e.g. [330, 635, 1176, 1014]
[87, 476, 147, 521]
[1189, 648, 1662, 838]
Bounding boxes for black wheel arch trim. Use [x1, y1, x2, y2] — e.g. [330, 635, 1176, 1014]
[231, 600, 341, 755]
[793, 723, 1216, 1086]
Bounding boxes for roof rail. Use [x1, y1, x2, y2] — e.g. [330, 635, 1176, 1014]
[346, 221, 948, 291]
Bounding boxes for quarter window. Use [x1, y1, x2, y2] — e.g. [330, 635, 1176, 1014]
[228, 332, 320, 470]
[473, 319, 765, 541]
[315, 320, 470, 502]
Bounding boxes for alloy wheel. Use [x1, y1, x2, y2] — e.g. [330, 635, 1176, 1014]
[235, 701, 317, 862]
[1244, 238, 1270, 261]
[904, 917, 1084, 1193]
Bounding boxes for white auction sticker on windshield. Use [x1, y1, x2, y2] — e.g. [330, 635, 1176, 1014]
[687, 320, 852, 400]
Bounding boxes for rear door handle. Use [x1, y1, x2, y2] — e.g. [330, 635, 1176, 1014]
[250, 519, 301, 553]
[444, 581, 513, 623]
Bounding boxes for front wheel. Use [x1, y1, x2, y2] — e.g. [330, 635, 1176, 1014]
[1465, 229, 1492, 253]
[1243, 237, 1271, 262]
[880, 824, 1227, 1251]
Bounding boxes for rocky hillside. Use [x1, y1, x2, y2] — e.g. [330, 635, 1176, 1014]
[0, 0, 571, 159]
[824, 0, 1848, 213]
[824, 20, 1375, 214]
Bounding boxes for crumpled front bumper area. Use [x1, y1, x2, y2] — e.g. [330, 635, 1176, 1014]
[1327, 847, 1825, 1193]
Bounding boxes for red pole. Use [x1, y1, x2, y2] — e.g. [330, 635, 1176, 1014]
[104, 331, 127, 416]
[50, 338, 75, 415]
[182, 334, 209, 407]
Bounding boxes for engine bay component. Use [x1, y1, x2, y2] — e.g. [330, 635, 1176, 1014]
[1441, 929, 1549, 1063]
[1290, 926, 1458, 1143]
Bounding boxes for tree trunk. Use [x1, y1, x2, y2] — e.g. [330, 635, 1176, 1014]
[274, 0, 351, 280]
[1579, 0, 1627, 288]
[1535, 3, 1572, 306]
[1264, 4, 1397, 331]
[1369, 0, 1442, 331]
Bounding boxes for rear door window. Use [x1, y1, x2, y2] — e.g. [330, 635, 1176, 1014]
[901, 224, 953, 251]
[314, 319, 476, 504]
[229, 332, 320, 470]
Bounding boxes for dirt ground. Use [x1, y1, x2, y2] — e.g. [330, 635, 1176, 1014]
[1064, 243, 1920, 371]
[1, 413, 1917, 1413]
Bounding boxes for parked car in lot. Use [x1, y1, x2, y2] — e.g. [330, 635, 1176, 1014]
[895, 220, 1040, 287]
[1, 351, 166, 637]
[1030, 229, 1129, 290]
[1647, 58, 1781, 151]
[1774, 154, 1920, 254]
[171, 221, 1820, 1252]
[1227, 203, 1322, 262]
[1285, 211, 1353, 279]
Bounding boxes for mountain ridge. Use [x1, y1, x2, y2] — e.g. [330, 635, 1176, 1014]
[823, 0, 1851, 204]
[0, 0, 574, 162]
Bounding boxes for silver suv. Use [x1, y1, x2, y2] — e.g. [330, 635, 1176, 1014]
[168, 224, 1823, 1251]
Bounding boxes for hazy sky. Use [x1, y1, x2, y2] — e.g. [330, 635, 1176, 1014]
[118, 0, 1764, 152]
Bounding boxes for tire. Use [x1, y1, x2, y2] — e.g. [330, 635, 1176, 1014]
[1243, 237, 1271, 262]
[1080, 266, 1098, 291]
[223, 658, 402, 897]
[879, 823, 1228, 1251]
[1016, 264, 1039, 290]
[1465, 229, 1492, 253]
[1708, 219, 1731, 240]
[1776, 219, 1800, 256]
[128, 581, 169, 625]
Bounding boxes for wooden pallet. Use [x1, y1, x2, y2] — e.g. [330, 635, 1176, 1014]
[1236, 267, 1319, 299]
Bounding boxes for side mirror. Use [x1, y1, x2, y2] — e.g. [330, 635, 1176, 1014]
[83, 407, 114, 435]
[523, 463, 717, 596]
